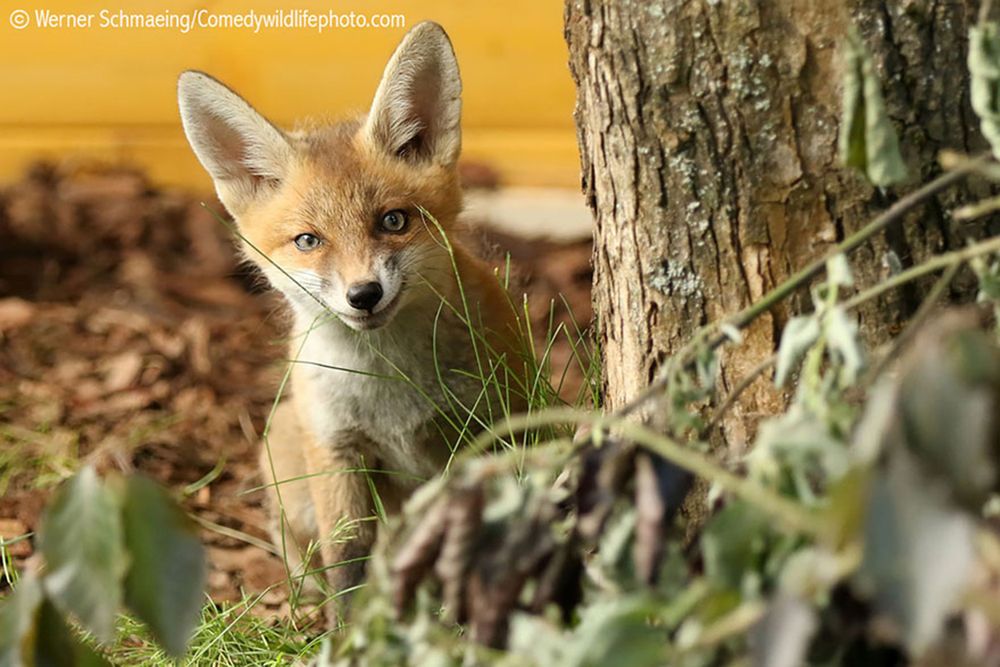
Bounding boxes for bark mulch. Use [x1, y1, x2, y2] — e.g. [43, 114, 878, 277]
[0, 162, 592, 620]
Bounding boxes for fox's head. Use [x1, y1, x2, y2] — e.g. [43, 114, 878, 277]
[177, 22, 463, 331]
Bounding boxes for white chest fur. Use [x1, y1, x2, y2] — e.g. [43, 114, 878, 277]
[292, 305, 482, 479]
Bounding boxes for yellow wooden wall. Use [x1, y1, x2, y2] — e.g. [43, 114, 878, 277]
[0, 1, 580, 189]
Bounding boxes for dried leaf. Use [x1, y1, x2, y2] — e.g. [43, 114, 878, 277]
[529, 544, 583, 622]
[391, 498, 449, 615]
[435, 485, 485, 622]
[633, 452, 690, 585]
[576, 439, 635, 542]
[468, 496, 556, 648]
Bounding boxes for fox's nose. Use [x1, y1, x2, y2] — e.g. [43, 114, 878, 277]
[346, 281, 383, 312]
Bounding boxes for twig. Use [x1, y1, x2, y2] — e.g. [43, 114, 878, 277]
[862, 261, 960, 382]
[472, 408, 823, 538]
[469, 234, 1000, 518]
[841, 234, 1000, 311]
[699, 354, 776, 439]
[697, 234, 1000, 438]
[616, 153, 990, 420]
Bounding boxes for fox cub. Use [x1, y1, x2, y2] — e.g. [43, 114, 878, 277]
[178, 22, 523, 618]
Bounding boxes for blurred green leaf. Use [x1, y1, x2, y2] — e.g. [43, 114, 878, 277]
[38, 466, 127, 643]
[775, 316, 821, 388]
[597, 508, 637, 583]
[840, 29, 907, 186]
[971, 255, 1000, 305]
[823, 468, 872, 547]
[0, 575, 43, 667]
[750, 406, 850, 495]
[859, 451, 975, 655]
[507, 596, 666, 667]
[34, 597, 111, 667]
[701, 502, 771, 593]
[969, 22, 1000, 161]
[121, 475, 206, 658]
[897, 325, 1000, 509]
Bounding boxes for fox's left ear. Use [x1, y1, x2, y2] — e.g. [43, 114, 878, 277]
[364, 22, 462, 167]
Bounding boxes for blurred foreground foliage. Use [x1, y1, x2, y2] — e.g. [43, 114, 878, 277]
[327, 286, 1000, 667]
[0, 469, 205, 665]
[321, 18, 1000, 667]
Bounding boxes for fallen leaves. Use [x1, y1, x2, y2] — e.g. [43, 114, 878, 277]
[1, 161, 595, 622]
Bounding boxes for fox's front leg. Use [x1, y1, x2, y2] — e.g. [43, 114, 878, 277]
[300, 433, 376, 627]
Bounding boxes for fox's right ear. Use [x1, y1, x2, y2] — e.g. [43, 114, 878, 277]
[177, 71, 293, 215]
[365, 22, 462, 167]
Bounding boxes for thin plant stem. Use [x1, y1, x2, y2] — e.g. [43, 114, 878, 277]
[617, 153, 990, 420]
[863, 261, 960, 382]
[699, 234, 997, 436]
[471, 408, 822, 537]
[700, 354, 776, 439]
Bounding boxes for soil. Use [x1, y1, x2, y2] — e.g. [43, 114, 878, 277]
[0, 162, 592, 620]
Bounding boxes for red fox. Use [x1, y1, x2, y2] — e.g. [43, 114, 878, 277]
[177, 22, 524, 622]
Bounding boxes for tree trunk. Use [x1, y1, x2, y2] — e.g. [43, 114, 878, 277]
[565, 0, 995, 451]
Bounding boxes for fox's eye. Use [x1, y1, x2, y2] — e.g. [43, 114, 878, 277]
[293, 233, 321, 252]
[380, 209, 408, 233]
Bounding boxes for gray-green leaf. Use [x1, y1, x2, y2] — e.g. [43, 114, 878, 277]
[826, 254, 854, 288]
[825, 306, 865, 387]
[775, 316, 821, 388]
[840, 29, 907, 186]
[702, 502, 771, 592]
[859, 450, 975, 654]
[38, 466, 128, 643]
[122, 475, 206, 658]
[969, 22, 1000, 161]
[507, 596, 666, 667]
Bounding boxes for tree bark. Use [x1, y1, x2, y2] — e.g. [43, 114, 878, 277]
[565, 0, 995, 451]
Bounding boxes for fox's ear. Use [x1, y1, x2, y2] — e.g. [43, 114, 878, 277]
[364, 22, 462, 167]
[177, 71, 293, 215]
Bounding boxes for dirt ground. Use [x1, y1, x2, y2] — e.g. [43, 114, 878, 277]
[0, 163, 592, 619]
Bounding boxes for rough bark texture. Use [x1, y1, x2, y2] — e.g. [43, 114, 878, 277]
[565, 0, 997, 452]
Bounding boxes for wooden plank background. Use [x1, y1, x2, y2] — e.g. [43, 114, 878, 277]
[0, 1, 580, 188]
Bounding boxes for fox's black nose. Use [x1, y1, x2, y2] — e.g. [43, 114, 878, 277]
[346, 281, 383, 312]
